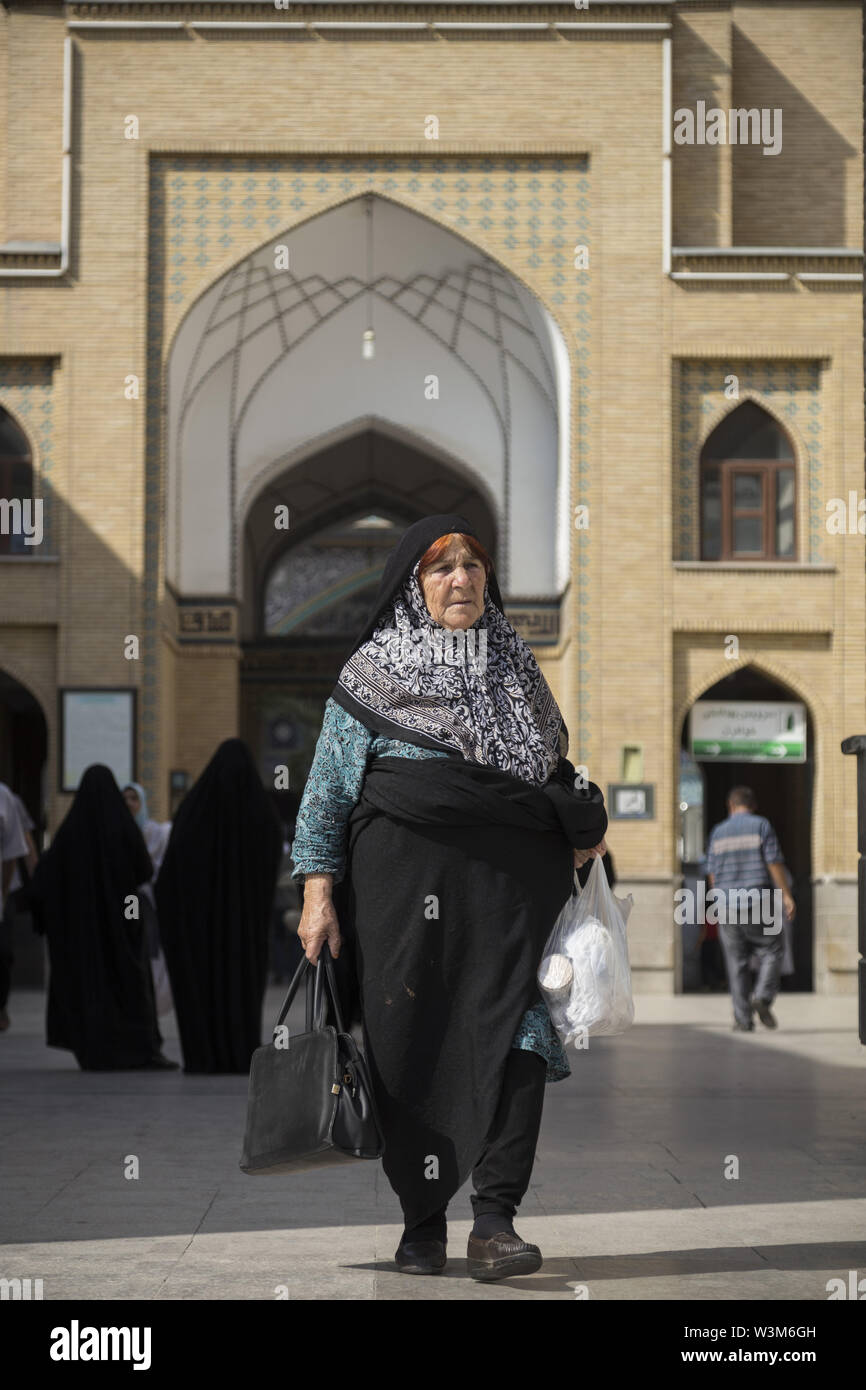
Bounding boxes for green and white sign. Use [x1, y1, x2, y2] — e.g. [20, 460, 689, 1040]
[690, 701, 806, 763]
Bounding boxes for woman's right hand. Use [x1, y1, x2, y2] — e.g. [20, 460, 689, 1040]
[574, 837, 607, 869]
[297, 873, 342, 962]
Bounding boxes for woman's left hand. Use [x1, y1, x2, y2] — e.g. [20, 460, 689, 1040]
[574, 837, 607, 869]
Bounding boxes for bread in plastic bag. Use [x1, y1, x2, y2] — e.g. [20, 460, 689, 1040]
[538, 856, 635, 1044]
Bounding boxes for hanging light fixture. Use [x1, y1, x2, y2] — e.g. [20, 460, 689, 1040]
[362, 195, 375, 360]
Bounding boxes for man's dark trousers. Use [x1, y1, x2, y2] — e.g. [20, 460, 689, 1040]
[719, 915, 784, 1027]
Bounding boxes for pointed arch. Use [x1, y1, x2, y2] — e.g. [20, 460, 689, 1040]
[700, 391, 801, 454]
[165, 193, 569, 602]
[239, 423, 498, 641]
[161, 186, 573, 373]
[0, 660, 51, 736]
[0, 402, 36, 558]
[676, 655, 827, 736]
[0, 663, 51, 839]
[236, 414, 501, 554]
[698, 399, 800, 561]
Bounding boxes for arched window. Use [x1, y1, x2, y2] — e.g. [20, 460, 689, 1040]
[0, 407, 35, 557]
[700, 402, 796, 561]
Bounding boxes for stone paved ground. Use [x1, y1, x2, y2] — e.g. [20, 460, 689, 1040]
[1, 987, 865, 1301]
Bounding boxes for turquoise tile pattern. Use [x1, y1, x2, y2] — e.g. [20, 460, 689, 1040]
[674, 359, 824, 562]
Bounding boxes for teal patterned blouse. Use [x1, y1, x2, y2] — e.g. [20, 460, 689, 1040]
[291, 697, 571, 1084]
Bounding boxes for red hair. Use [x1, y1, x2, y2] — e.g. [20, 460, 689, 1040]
[417, 532, 492, 579]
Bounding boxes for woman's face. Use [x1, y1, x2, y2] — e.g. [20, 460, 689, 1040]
[122, 787, 141, 817]
[419, 537, 486, 630]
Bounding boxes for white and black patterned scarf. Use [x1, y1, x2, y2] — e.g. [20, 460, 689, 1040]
[335, 563, 564, 786]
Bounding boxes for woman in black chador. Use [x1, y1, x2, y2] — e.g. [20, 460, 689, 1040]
[292, 514, 608, 1281]
[31, 764, 173, 1071]
[155, 738, 283, 1074]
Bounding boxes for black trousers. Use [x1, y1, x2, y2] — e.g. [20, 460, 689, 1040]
[471, 1047, 547, 1219]
[403, 1046, 547, 1232]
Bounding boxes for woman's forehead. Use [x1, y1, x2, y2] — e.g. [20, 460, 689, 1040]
[432, 537, 475, 562]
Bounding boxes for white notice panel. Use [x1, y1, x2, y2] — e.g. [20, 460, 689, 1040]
[690, 701, 806, 763]
[61, 690, 136, 792]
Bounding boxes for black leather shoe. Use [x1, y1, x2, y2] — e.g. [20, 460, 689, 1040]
[136, 1054, 179, 1070]
[394, 1239, 447, 1275]
[467, 1230, 542, 1282]
[750, 995, 777, 1029]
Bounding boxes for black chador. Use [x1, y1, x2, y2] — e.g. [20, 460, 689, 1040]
[155, 738, 283, 1074]
[30, 764, 162, 1071]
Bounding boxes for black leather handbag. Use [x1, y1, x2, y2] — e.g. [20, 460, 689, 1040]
[239, 944, 384, 1175]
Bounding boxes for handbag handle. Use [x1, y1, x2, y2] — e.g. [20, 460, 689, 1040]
[305, 964, 315, 1033]
[313, 943, 347, 1036]
[274, 950, 311, 1029]
[273, 944, 346, 1036]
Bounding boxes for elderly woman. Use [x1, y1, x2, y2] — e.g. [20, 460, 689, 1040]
[292, 514, 607, 1281]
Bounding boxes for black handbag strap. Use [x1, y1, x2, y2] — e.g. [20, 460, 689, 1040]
[313, 944, 346, 1035]
[274, 944, 346, 1036]
[305, 965, 314, 1033]
[275, 951, 310, 1028]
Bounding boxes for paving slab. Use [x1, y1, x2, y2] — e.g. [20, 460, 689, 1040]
[2, 987, 865, 1300]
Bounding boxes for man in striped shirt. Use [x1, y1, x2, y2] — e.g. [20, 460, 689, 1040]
[706, 786, 796, 1032]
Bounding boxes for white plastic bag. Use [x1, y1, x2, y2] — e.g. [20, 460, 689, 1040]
[538, 857, 635, 1044]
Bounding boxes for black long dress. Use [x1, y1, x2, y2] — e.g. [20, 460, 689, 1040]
[30, 764, 162, 1070]
[338, 755, 606, 1224]
[154, 738, 283, 1074]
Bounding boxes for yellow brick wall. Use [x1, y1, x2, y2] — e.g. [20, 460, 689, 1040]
[0, 2, 862, 989]
[1, 6, 64, 245]
[673, 8, 733, 246]
[172, 644, 241, 798]
[732, 2, 863, 246]
[670, 2, 863, 250]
